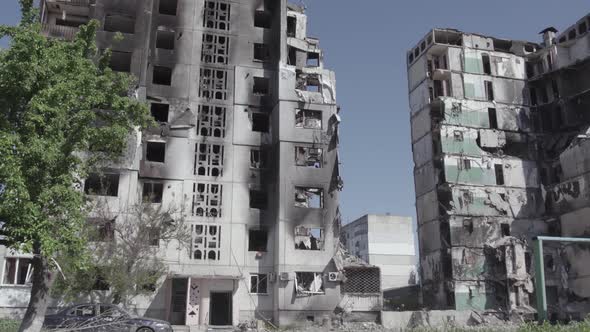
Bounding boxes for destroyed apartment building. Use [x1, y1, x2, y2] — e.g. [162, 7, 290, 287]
[0, 0, 384, 328]
[408, 13, 590, 319]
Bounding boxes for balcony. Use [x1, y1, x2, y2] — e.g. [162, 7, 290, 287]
[42, 24, 79, 40]
[44, 0, 94, 16]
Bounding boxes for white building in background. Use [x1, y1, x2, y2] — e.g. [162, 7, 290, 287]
[341, 215, 417, 291]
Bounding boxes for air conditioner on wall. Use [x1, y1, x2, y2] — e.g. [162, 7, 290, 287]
[279, 272, 290, 281]
[328, 272, 340, 282]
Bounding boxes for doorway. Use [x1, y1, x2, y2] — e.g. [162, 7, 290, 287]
[169, 278, 188, 325]
[209, 292, 232, 326]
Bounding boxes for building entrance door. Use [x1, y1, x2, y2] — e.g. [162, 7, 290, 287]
[209, 292, 232, 326]
[168, 278, 188, 325]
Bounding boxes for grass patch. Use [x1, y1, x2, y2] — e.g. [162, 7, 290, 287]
[0, 319, 20, 332]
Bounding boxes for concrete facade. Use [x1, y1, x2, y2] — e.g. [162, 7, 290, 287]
[0, 0, 345, 328]
[408, 13, 590, 319]
[341, 215, 417, 291]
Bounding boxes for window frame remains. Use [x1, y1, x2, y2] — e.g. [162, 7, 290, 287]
[249, 273, 268, 294]
[1, 257, 33, 286]
[295, 272, 324, 295]
[295, 109, 322, 129]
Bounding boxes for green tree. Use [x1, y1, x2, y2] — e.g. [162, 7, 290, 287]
[0, 1, 151, 331]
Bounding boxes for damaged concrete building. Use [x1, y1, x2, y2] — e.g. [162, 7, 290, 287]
[0, 0, 354, 328]
[408, 13, 590, 319]
[341, 215, 417, 291]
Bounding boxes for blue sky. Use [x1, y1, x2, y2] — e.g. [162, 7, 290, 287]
[1, 1, 588, 226]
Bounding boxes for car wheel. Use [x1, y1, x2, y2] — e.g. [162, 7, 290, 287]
[136, 327, 154, 332]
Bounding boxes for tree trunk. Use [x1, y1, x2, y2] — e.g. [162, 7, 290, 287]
[18, 252, 55, 332]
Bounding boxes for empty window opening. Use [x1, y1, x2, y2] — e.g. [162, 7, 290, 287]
[432, 79, 448, 98]
[299, 75, 320, 93]
[287, 16, 296, 37]
[461, 190, 474, 206]
[530, 88, 538, 106]
[142, 182, 164, 203]
[295, 146, 323, 168]
[288, 46, 297, 65]
[495, 164, 505, 185]
[197, 104, 226, 137]
[199, 68, 228, 100]
[249, 189, 268, 210]
[250, 274, 268, 294]
[191, 224, 221, 260]
[93, 268, 110, 290]
[250, 149, 267, 169]
[104, 14, 135, 34]
[408, 53, 414, 63]
[153, 66, 172, 85]
[546, 54, 553, 71]
[156, 30, 175, 50]
[2, 258, 32, 285]
[458, 158, 471, 170]
[294, 187, 323, 208]
[146, 141, 166, 162]
[482, 54, 491, 75]
[253, 43, 270, 62]
[149, 228, 160, 246]
[579, 21, 588, 35]
[559, 36, 567, 43]
[295, 272, 324, 294]
[88, 218, 115, 242]
[251, 112, 269, 132]
[526, 62, 535, 78]
[55, 17, 87, 28]
[545, 254, 555, 271]
[203, 1, 231, 31]
[295, 226, 324, 250]
[202, 33, 229, 64]
[462, 219, 474, 234]
[540, 86, 549, 103]
[248, 229, 268, 252]
[159, 0, 178, 16]
[306, 52, 320, 67]
[488, 108, 498, 129]
[108, 51, 132, 72]
[253, 77, 270, 95]
[84, 173, 120, 197]
[484, 80, 494, 101]
[254, 10, 272, 29]
[501, 223, 510, 237]
[295, 109, 322, 129]
[551, 80, 560, 99]
[342, 268, 380, 294]
[568, 29, 577, 40]
[151, 103, 169, 123]
[194, 143, 224, 177]
[192, 183, 222, 218]
[553, 107, 563, 130]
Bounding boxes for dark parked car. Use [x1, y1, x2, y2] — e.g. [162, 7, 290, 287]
[43, 303, 173, 332]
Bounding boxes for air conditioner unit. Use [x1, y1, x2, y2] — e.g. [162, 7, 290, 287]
[328, 272, 340, 282]
[268, 272, 276, 283]
[279, 272, 290, 281]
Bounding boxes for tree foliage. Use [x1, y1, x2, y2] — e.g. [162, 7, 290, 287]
[0, 2, 151, 331]
[0, 1, 150, 265]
